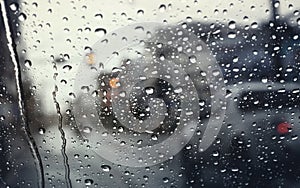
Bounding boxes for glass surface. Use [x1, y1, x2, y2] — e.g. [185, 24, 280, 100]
[0, 0, 300, 187]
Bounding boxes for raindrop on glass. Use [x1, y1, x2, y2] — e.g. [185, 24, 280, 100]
[84, 179, 94, 186]
[95, 13, 103, 19]
[9, 3, 19, 11]
[18, 13, 27, 22]
[159, 4, 166, 12]
[228, 20, 236, 29]
[24, 60, 32, 68]
[38, 128, 45, 135]
[101, 165, 111, 172]
[95, 28, 107, 37]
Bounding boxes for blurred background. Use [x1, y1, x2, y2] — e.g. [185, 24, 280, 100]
[0, 0, 300, 187]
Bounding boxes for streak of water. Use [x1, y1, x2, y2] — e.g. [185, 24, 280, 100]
[52, 84, 72, 188]
[0, 1, 45, 187]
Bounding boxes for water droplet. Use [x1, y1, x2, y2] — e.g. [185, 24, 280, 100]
[163, 177, 169, 183]
[137, 140, 143, 145]
[118, 126, 124, 133]
[274, 46, 280, 51]
[18, 13, 27, 22]
[251, 22, 258, 29]
[143, 175, 149, 181]
[145, 87, 154, 95]
[32, 2, 38, 8]
[92, 90, 98, 97]
[84, 179, 94, 185]
[83, 126, 92, 134]
[185, 145, 192, 150]
[76, 179, 81, 183]
[233, 67, 239, 72]
[63, 65, 72, 72]
[189, 55, 197, 63]
[199, 100, 206, 106]
[24, 60, 32, 68]
[119, 91, 126, 97]
[260, 76, 268, 84]
[159, 54, 165, 61]
[274, 1, 280, 8]
[228, 32, 236, 39]
[137, 9, 144, 16]
[84, 46, 92, 53]
[196, 44, 203, 51]
[38, 128, 46, 135]
[292, 135, 298, 140]
[135, 26, 144, 32]
[0, 115, 5, 121]
[233, 56, 239, 63]
[228, 20, 236, 29]
[95, 13, 103, 19]
[151, 134, 158, 140]
[186, 16, 193, 22]
[120, 141, 126, 146]
[101, 165, 111, 172]
[212, 150, 219, 157]
[159, 4, 166, 12]
[9, 3, 19, 11]
[212, 70, 220, 76]
[95, 28, 107, 37]
[69, 92, 76, 99]
[174, 86, 183, 93]
[63, 54, 70, 61]
[81, 86, 90, 93]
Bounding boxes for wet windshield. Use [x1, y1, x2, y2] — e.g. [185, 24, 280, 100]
[0, 0, 300, 187]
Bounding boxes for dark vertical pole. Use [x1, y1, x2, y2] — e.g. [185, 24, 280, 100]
[0, 1, 45, 187]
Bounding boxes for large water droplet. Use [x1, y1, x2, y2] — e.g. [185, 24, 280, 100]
[95, 13, 103, 19]
[18, 13, 27, 22]
[84, 179, 94, 185]
[151, 134, 158, 141]
[81, 86, 90, 93]
[9, 3, 19, 11]
[38, 128, 46, 135]
[83, 126, 92, 134]
[251, 22, 258, 29]
[63, 65, 72, 72]
[212, 150, 219, 157]
[137, 9, 144, 16]
[0, 115, 5, 121]
[24, 60, 32, 68]
[228, 20, 236, 29]
[145, 87, 155, 95]
[159, 4, 166, 12]
[163, 177, 169, 183]
[95, 28, 107, 37]
[101, 165, 111, 172]
[228, 32, 236, 39]
[189, 55, 197, 63]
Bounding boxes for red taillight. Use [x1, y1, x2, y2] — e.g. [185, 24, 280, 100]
[276, 122, 292, 134]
